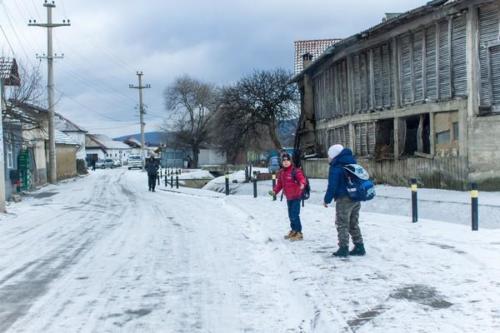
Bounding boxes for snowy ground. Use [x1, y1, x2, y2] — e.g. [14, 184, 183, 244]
[206, 174, 500, 229]
[1, 168, 499, 332]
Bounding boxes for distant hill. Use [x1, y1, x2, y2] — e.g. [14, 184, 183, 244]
[114, 131, 170, 146]
[115, 119, 298, 147]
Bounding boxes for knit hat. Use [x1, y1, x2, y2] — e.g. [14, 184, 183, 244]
[328, 144, 344, 160]
[281, 153, 292, 161]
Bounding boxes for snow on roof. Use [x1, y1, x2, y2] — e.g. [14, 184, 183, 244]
[55, 130, 79, 146]
[91, 134, 130, 149]
[55, 113, 87, 133]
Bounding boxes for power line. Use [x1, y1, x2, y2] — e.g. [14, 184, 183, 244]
[1, 3, 35, 65]
[54, 87, 135, 123]
[0, 25, 16, 56]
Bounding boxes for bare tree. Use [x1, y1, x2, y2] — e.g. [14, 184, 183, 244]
[163, 75, 219, 168]
[239, 68, 298, 149]
[214, 68, 298, 159]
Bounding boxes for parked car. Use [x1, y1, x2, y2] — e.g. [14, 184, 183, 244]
[112, 159, 122, 168]
[95, 159, 105, 169]
[104, 159, 114, 168]
[128, 155, 143, 170]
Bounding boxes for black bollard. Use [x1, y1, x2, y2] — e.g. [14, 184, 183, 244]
[164, 172, 167, 187]
[253, 176, 257, 198]
[471, 182, 479, 231]
[272, 173, 276, 201]
[157, 173, 160, 186]
[176, 175, 179, 189]
[171, 175, 174, 188]
[225, 173, 230, 196]
[411, 178, 418, 223]
[245, 166, 249, 182]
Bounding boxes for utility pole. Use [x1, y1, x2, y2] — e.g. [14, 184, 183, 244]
[28, 0, 70, 184]
[129, 72, 150, 169]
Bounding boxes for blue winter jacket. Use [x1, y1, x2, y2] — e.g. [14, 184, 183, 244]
[324, 148, 357, 204]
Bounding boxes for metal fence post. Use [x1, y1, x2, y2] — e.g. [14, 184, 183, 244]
[176, 175, 179, 189]
[471, 182, 479, 231]
[225, 173, 230, 196]
[253, 175, 257, 198]
[164, 172, 167, 186]
[272, 172, 276, 201]
[171, 175, 174, 188]
[411, 178, 418, 223]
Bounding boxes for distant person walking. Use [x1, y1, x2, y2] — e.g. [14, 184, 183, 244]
[269, 153, 307, 241]
[323, 144, 366, 257]
[145, 155, 159, 192]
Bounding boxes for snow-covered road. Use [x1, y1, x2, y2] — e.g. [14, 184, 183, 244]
[1, 169, 499, 332]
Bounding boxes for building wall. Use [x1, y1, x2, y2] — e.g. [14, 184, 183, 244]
[468, 115, 500, 189]
[198, 149, 226, 166]
[56, 145, 77, 180]
[64, 132, 86, 160]
[30, 140, 47, 186]
[86, 148, 105, 161]
[3, 125, 22, 200]
[22, 128, 48, 187]
[103, 148, 131, 164]
[303, 156, 468, 190]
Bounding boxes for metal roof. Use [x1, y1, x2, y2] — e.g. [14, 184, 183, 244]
[291, 0, 466, 83]
[294, 39, 341, 74]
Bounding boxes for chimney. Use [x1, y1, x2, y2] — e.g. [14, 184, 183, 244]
[302, 53, 313, 69]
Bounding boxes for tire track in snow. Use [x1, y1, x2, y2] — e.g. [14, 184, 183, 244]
[0, 171, 132, 332]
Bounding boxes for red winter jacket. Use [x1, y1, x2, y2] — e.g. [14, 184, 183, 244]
[273, 166, 306, 201]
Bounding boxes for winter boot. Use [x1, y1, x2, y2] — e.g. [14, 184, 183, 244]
[284, 230, 296, 240]
[349, 243, 366, 256]
[333, 246, 349, 257]
[289, 232, 303, 241]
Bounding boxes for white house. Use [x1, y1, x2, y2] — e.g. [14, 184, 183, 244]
[86, 134, 132, 165]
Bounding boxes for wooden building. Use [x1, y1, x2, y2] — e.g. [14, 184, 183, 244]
[292, 0, 500, 190]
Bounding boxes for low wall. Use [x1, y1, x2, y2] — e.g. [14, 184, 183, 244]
[303, 156, 470, 190]
[56, 146, 77, 180]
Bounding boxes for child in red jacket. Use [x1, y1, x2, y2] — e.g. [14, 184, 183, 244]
[270, 153, 307, 241]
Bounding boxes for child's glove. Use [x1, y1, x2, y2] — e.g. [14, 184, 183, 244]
[268, 190, 275, 196]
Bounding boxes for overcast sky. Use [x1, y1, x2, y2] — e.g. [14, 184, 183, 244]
[1, 0, 424, 138]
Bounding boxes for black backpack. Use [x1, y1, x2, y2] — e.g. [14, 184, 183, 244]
[279, 167, 311, 204]
[292, 167, 311, 201]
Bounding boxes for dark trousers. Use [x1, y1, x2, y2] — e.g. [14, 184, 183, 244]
[335, 196, 363, 247]
[148, 174, 157, 190]
[287, 199, 302, 232]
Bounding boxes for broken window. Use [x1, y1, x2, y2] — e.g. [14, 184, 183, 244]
[434, 111, 459, 156]
[400, 114, 430, 157]
[375, 119, 394, 160]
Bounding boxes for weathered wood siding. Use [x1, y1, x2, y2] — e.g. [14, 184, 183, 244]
[303, 156, 468, 190]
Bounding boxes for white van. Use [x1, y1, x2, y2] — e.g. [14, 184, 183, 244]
[127, 155, 143, 170]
